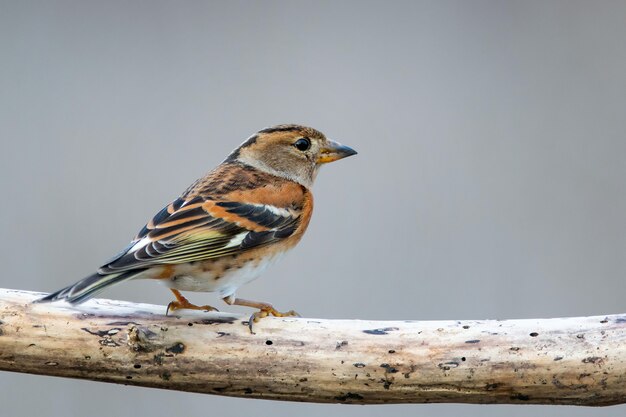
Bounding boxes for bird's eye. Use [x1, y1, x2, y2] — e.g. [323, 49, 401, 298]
[293, 138, 311, 151]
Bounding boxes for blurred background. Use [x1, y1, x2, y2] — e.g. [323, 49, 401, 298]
[1, 1, 625, 416]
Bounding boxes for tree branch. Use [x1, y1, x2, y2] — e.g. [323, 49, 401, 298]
[1, 288, 625, 406]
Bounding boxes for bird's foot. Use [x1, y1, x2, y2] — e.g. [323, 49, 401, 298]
[222, 295, 300, 333]
[248, 305, 300, 332]
[166, 300, 219, 315]
[166, 289, 218, 315]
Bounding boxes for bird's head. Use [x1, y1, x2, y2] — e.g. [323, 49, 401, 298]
[226, 124, 357, 188]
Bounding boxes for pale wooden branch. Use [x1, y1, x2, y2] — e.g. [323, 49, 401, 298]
[1, 288, 625, 406]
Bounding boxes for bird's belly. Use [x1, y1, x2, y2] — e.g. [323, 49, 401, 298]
[159, 253, 285, 297]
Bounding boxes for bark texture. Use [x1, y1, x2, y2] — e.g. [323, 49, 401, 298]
[1, 288, 625, 406]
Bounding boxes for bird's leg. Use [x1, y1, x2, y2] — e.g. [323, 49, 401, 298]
[222, 295, 300, 332]
[166, 289, 218, 315]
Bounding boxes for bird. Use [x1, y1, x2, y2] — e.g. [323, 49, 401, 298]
[35, 124, 357, 330]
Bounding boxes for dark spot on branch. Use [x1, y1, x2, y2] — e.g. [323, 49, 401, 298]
[380, 363, 398, 373]
[244, 388, 253, 394]
[166, 343, 185, 354]
[462, 325, 470, 329]
[213, 386, 227, 392]
[438, 361, 459, 370]
[582, 356, 603, 365]
[485, 383, 501, 390]
[265, 340, 273, 345]
[511, 393, 530, 401]
[126, 375, 132, 380]
[465, 339, 480, 344]
[529, 332, 539, 337]
[336, 340, 348, 349]
[107, 321, 141, 326]
[554, 356, 563, 361]
[81, 327, 122, 337]
[81, 327, 122, 347]
[133, 364, 141, 369]
[461, 357, 466, 361]
[354, 363, 366, 368]
[388, 349, 396, 354]
[299, 377, 308, 382]
[510, 347, 520, 351]
[188, 323, 193, 327]
[216, 331, 230, 337]
[363, 327, 399, 335]
[191, 317, 236, 325]
[600, 318, 609, 324]
[335, 392, 364, 401]
[402, 364, 418, 379]
[160, 371, 171, 381]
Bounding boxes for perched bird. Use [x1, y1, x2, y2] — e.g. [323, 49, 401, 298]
[35, 124, 356, 329]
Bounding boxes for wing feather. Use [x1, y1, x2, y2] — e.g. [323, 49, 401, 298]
[98, 197, 301, 274]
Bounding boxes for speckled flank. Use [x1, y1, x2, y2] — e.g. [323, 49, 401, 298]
[158, 251, 286, 297]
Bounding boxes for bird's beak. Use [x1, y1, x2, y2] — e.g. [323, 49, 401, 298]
[317, 140, 358, 164]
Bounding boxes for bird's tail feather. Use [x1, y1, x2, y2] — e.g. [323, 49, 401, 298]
[34, 269, 146, 304]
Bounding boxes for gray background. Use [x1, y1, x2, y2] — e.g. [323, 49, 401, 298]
[1, 1, 625, 416]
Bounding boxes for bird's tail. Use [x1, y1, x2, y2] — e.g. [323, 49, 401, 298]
[34, 269, 146, 304]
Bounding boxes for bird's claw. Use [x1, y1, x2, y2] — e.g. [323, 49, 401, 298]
[166, 300, 219, 316]
[247, 307, 300, 332]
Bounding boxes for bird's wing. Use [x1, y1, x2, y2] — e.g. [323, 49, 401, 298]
[98, 194, 302, 274]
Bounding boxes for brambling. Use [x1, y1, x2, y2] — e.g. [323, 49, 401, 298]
[36, 124, 356, 329]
